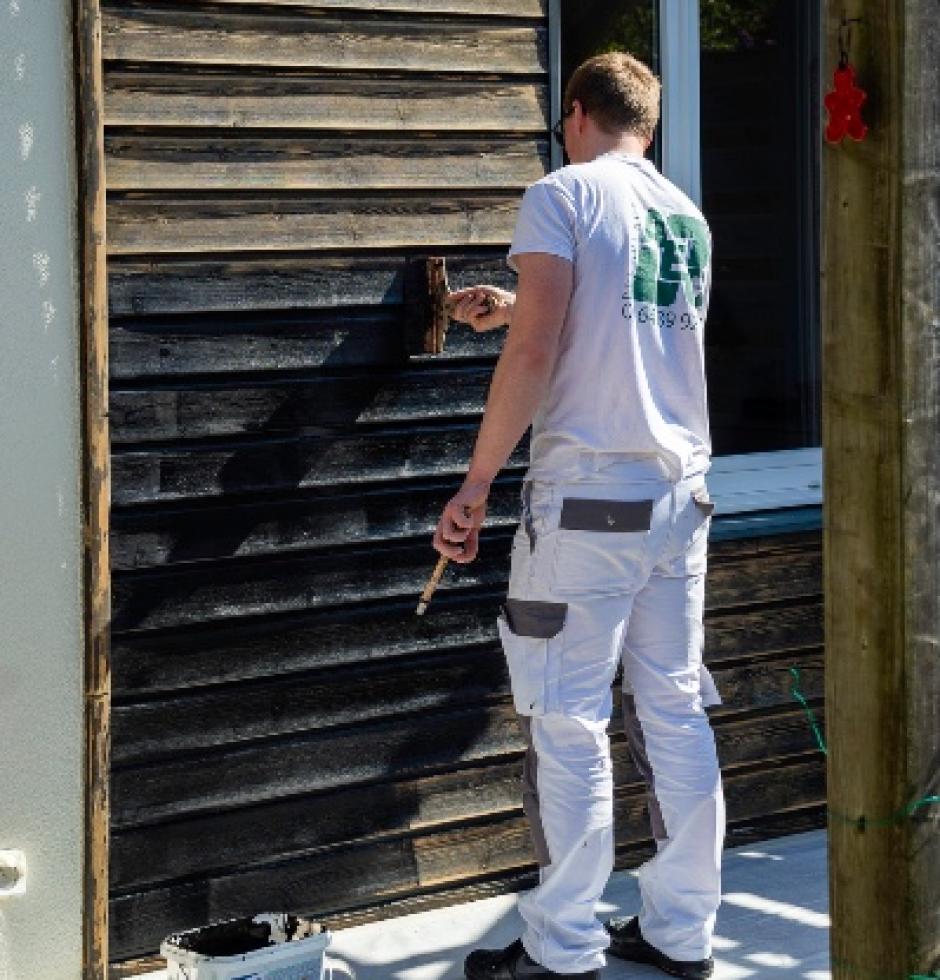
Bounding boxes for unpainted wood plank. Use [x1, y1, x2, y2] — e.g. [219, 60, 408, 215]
[106, 193, 520, 254]
[178, 0, 547, 15]
[106, 252, 516, 316]
[102, 7, 547, 74]
[105, 135, 548, 191]
[103, 70, 549, 131]
[76, 0, 112, 973]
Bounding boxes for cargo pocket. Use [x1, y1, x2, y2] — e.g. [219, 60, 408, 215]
[497, 598, 567, 716]
[552, 496, 655, 595]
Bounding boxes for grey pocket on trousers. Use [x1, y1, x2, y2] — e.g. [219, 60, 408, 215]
[504, 598, 567, 638]
[559, 497, 654, 532]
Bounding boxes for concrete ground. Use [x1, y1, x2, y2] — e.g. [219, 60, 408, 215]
[136, 829, 831, 979]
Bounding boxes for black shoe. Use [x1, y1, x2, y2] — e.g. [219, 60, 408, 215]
[605, 916, 714, 979]
[464, 937, 599, 980]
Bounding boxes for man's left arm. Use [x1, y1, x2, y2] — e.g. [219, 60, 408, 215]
[432, 251, 574, 562]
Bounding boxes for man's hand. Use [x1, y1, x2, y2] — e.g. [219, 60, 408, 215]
[432, 479, 491, 563]
[447, 286, 515, 332]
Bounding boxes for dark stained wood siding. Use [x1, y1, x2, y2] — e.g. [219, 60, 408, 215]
[103, 0, 825, 965]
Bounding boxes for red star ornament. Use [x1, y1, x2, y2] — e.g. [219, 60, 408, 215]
[824, 63, 868, 143]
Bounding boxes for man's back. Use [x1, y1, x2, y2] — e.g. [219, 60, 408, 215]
[507, 150, 713, 483]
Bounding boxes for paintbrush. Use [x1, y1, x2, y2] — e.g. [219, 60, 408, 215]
[416, 554, 449, 616]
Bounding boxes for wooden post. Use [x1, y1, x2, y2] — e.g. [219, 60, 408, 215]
[75, 0, 111, 975]
[822, 2, 940, 977]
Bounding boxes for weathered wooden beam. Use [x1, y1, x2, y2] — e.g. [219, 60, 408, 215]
[75, 0, 111, 975]
[104, 135, 548, 192]
[101, 8, 546, 74]
[822, 1, 940, 976]
[103, 71, 549, 132]
[105, 193, 519, 255]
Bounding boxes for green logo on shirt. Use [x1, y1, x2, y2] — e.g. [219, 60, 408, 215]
[632, 208, 710, 310]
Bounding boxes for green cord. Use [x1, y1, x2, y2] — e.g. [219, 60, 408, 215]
[789, 666, 828, 754]
[788, 667, 940, 827]
[788, 668, 939, 979]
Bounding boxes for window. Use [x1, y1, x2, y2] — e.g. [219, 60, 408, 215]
[551, 0, 822, 514]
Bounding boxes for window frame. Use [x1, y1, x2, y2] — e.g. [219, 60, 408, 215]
[547, 0, 823, 516]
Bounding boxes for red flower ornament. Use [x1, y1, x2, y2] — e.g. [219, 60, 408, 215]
[824, 63, 868, 143]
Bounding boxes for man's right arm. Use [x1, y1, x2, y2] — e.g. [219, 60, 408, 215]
[447, 285, 515, 332]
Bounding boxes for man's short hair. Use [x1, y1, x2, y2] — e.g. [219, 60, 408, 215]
[563, 51, 661, 141]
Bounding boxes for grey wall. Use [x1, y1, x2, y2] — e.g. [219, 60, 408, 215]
[0, 1, 84, 978]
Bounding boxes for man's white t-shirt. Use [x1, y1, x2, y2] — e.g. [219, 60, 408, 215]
[506, 150, 713, 483]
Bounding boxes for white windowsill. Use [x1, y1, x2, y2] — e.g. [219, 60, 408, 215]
[708, 447, 822, 515]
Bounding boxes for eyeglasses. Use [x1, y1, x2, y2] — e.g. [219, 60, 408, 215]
[552, 104, 576, 148]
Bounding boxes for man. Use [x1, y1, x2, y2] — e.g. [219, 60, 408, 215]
[433, 51, 724, 980]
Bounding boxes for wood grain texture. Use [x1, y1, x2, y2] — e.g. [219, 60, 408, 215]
[104, 135, 548, 191]
[109, 642, 821, 766]
[102, 6, 546, 73]
[109, 424, 527, 505]
[172, 0, 546, 14]
[106, 193, 520, 254]
[822, 1, 940, 976]
[898, 1, 940, 968]
[76, 0, 111, 973]
[109, 310, 505, 378]
[108, 754, 825, 959]
[108, 530, 820, 633]
[106, 252, 516, 316]
[109, 367, 495, 442]
[103, 70, 549, 131]
[109, 589, 820, 695]
[109, 705, 823, 892]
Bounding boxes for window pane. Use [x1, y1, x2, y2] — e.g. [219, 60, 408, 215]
[700, 0, 821, 453]
[560, 0, 661, 168]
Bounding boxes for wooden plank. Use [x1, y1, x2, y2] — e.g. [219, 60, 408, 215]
[110, 702, 526, 827]
[109, 310, 504, 380]
[109, 706, 824, 893]
[110, 592, 506, 695]
[102, 7, 547, 74]
[106, 252, 516, 316]
[107, 755, 826, 960]
[108, 528, 819, 634]
[110, 479, 520, 572]
[103, 70, 549, 131]
[110, 532, 514, 632]
[109, 367, 495, 443]
[173, 0, 547, 15]
[110, 424, 527, 506]
[76, 0, 111, 973]
[109, 587, 820, 697]
[111, 645, 822, 766]
[106, 193, 520, 254]
[104, 135, 548, 191]
[822, 2, 940, 976]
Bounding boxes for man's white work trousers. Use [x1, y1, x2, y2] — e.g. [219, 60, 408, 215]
[497, 456, 725, 974]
